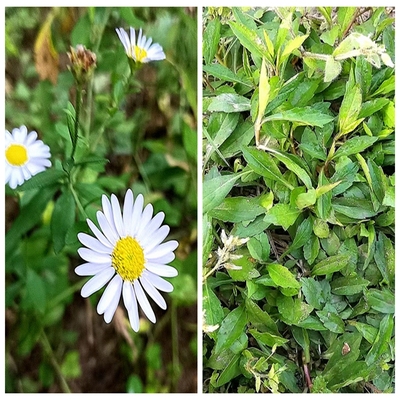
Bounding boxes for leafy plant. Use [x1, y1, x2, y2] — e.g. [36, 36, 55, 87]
[202, 7, 394, 393]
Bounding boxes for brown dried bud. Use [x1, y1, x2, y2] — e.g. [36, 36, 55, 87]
[68, 44, 97, 84]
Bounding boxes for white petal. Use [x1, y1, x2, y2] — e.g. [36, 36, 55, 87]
[81, 267, 115, 297]
[143, 211, 165, 237]
[110, 194, 124, 237]
[136, 203, 153, 238]
[143, 270, 173, 292]
[12, 126, 27, 142]
[133, 280, 156, 323]
[148, 252, 176, 264]
[97, 211, 119, 245]
[122, 189, 134, 236]
[129, 27, 136, 46]
[78, 232, 112, 254]
[78, 248, 111, 264]
[146, 262, 178, 277]
[116, 28, 130, 53]
[87, 219, 114, 248]
[25, 130, 38, 145]
[123, 281, 139, 332]
[130, 194, 144, 236]
[97, 274, 122, 322]
[75, 262, 110, 276]
[141, 225, 170, 252]
[139, 275, 167, 309]
[146, 240, 179, 259]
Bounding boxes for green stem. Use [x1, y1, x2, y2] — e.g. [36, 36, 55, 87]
[40, 330, 71, 393]
[85, 8, 112, 140]
[71, 82, 83, 161]
[69, 182, 88, 219]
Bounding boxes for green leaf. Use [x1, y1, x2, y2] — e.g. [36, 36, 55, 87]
[267, 263, 300, 289]
[313, 219, 329, 239]
[281, 34, 308, 62]
[336, 7, 357, 39]
[292, 327, 310, 362]
[203, 172, 242, 214]
[203, 282, 224, 338]
[203, 17, 221, 64]
[215, 304, 247, 355]
[257, 57, 270, 119]
[264, 204, 301, 230]
[311, 253, 352, 276]
[227, 248, 260, 282]
[247, 232, 270, 262]
[208, 196, 267, 223]
[242, 147, 294, 190]
[25, 269, 47, 314]
[276, 295, 313, 325]
[267, 148, 313, 189]
[204, 63, 251, 86]
[332, 136, 378, 159]
[332, 198, 377, 219]
[374, 232, 394, 286]
[365, 314, 394, 366]
[262, 106, 334, 127]
[283, 216, 313, 255]
[295, 189, 317, 209]
[316, 310, 345, 333]
[6, 186, 57, 257]
[17, 169, 65, 191]
[208, 93, 251, 113]
[299, 127, 326, 160]
[359, 98, 389, 119]
[245, 298, 279, 335]
[330, 276, 370, 296]
[51, 190, 75, 254]
[338, 79, 363, 136]
[213, 353, 241, 387]
[249, 329, 288, 347]
[228, 21, 268, 60]
[324, 55, 342, 83]
[300, 277, 326, 310]
[203, 214, 213, 267]
[365, 288, 394, 314]
[367, 159, 386, 203]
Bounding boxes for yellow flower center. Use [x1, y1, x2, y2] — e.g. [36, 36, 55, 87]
[112, 236, 145, 281]
[6, 144, 28, 166]
[133, 45, 148, 62]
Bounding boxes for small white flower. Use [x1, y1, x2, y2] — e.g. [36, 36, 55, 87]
[5, 125, 51, 189]
[116, 27, 166, 63]
[75, 189, 178, 332]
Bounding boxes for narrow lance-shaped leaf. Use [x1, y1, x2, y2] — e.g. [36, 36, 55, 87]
[203, 172, 243, 214]
[332, 136, 378, 160]
[208, 93, 251, 113]
[311, 253, 352, 276]
[338, 78, 363, 137]
[262, 106, 334, 127]
[266, 148, 313, 189]
[282, 216, 313, 257]
[215, 304, 247, 355]
[255, 57, 270, 145]
[365, 314, 394, 366]
[242, 146, 294, 190]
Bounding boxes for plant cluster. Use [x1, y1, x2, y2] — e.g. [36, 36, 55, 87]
[202, 7, 394, 393]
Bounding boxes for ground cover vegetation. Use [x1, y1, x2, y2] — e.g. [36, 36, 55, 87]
[202, 6, 395, 393]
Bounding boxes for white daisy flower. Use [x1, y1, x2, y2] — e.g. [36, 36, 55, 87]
[75, 189, 178, 332]
[5, 125, 51, 189]
[116, 27, 166, 63]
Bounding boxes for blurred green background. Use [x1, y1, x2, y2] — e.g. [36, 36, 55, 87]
[5, 7, 197, 393]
